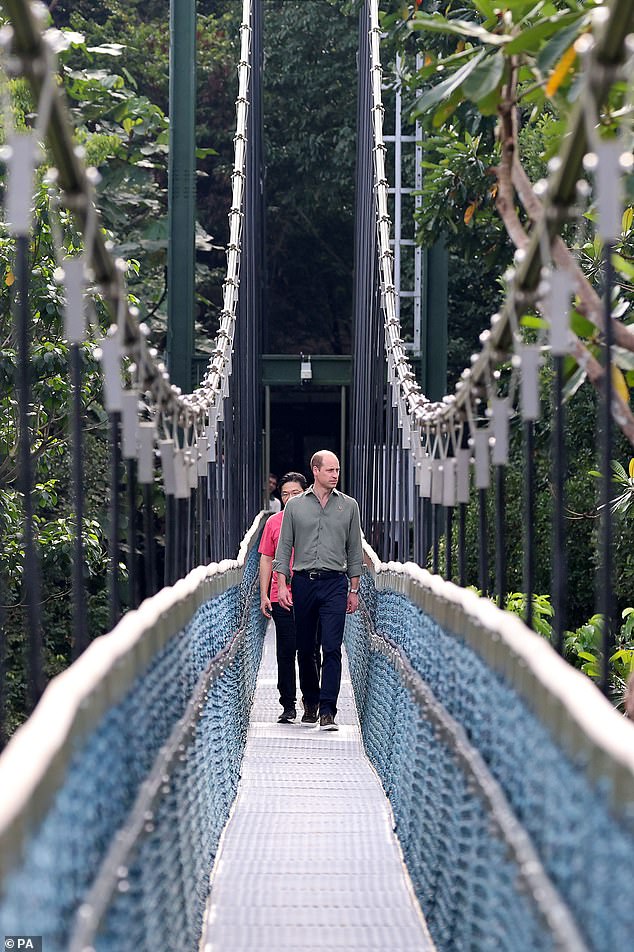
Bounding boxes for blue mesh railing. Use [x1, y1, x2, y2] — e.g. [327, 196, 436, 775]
[345, 545, 634, 952]
[0, 514, 267, 952]
[3, 522, 633, 952]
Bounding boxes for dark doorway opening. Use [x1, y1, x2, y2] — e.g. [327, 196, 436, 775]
[268, 386, 345, 488]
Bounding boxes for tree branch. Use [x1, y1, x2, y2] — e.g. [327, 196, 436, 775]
[570, 337, 634, 446]
[511, 158, 634, 354]
[494, 59, 634, 447]
[496, 58, 526, 249]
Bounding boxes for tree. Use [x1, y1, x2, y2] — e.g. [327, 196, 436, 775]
[50, 0, 239, 347]
[0, 21, 174, 733]
[395, 0, 634, 415]
[391, 0, 634, 624]
[262, 0, 360, 354]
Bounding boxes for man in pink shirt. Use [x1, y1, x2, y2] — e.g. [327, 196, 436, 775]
[258, 471, 307, 722]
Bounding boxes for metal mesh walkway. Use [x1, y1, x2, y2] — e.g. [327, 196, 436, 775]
[200, 623, 435, 951]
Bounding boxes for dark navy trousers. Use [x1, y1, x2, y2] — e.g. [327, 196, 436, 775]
[271, 604, 322, 711]
[291, 572, 347, 716]
[271, 602, 297, 710]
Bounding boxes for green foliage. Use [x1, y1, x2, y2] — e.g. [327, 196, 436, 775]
[49, 1, 235, 345]
[502, 593, 634, 709]
[564, 609, 634, 709]
[0, 1, 251, 738]
[55, 35, 171, 332]
[0, 21, 154, 731]
[441, 366, 634, 628]
[589, 459, 634, 517]
[415, 131, 502, 256]
[262, 0, 360, 353]
[397, 0, 634, 377]
[0, 177, 113, 728]
[0, 1, 252, 736]
[408, 0, 634, 684]
[505, 591, 554, 638]
[1, 479, 107, 612]
[571, 208, 634, 384]
[50, 0, 445, 361]
[405, 1, 592, 126]
[517, 110, 565, 178]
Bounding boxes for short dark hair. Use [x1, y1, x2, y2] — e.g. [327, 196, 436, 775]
[279, 471, 307, 491]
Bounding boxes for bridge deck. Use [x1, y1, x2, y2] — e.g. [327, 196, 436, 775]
[200, 623, 435, 951]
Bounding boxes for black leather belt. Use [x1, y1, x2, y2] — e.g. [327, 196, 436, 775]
[294, 569, 344, 580]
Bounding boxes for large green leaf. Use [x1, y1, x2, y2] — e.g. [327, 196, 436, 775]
[504, 12, 583, 55]
[570, 309, 596, 339]
[478, 87, 502, 115]
[414, 47, 477, 84]
[432, 89, 463, 128]
[612, 252, 634, 280]
[520, 314, 548, 329]
[562, 361, 587, 401]
[462, 51, 506, 103]
[505, 0, 552, 16]
[411, 12, 511, 46]
[470, 0, 498, 20]
[537, 17, 586, 72]
[413, 50, 486, 116]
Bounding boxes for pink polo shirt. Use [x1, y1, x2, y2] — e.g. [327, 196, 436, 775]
[258, 510, 293, 603]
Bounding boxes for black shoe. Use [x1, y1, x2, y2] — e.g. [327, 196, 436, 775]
[278, 708, 296, 723]
[301, 705, 319, 725]
[320, 713, 338, 731]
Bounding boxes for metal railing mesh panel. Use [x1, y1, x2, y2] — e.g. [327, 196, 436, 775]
[345, 572, 634, 951]
[0, 545, 265, 952]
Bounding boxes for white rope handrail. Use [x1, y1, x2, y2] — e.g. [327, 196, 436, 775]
[0, 511, 267, 885]
[362, 540, 634, 818]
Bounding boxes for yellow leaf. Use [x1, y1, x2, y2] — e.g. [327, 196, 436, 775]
[622, 206, 633, 235]
[464, 201, 477, 225]
[456, 40, 465, 53]
[5, 270, 14, 287]
[612, 366, 629, 406]
[629, 458, 634, 479]
[424, 54, 433, 67]
[545, 45, 577, 98]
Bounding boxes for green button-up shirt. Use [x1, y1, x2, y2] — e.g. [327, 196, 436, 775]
[273, 485, 364, 580]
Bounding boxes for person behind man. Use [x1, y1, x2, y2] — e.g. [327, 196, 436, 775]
[259, 472, 307, 722]
[268, 473, 282, 512]
[274, 450, 363, 731]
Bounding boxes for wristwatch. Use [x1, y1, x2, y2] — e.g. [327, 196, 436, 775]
[349, 588, 359, 595]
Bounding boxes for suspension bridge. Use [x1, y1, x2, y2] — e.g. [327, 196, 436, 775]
[1, 0, 633, 950]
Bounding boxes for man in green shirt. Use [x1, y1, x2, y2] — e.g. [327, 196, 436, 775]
[274, 450, 363, 731]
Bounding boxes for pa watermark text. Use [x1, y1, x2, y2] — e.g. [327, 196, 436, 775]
[4, 938, 42, 951]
